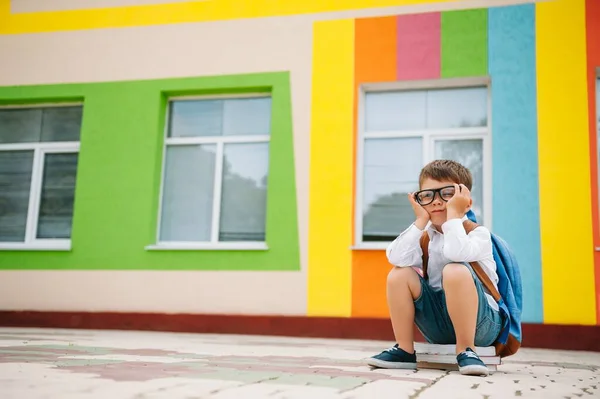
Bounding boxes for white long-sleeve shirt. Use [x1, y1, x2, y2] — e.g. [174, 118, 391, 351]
[386, 215, 499, 311]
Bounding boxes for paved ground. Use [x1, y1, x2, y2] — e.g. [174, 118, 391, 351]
[0, 328, 598, 398]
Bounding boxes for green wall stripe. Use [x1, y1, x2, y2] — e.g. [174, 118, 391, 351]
[0, 72, 300, 271]
[441, 9, 488, 78]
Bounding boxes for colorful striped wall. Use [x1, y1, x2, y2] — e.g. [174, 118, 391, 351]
[309, 0, 598, 325]
[1, 0, 599, 327]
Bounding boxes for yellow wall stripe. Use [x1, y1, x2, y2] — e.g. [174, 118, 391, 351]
[2, 0, 467, 34]
[537, 0, 597, 324]
[307, 19, 354, 317]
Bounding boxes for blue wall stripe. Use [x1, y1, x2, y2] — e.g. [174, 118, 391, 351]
[488, 4, 542, 323]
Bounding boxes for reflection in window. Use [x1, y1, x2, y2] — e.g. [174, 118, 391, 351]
[159, 96, 271, 243]
[362, 138, 422, 242]
[160, 145, 217, 242]
[37, 153, 79, 239]
[0, 151, 34, 242]
[0, 106, 82, 245]
[365, 86, 487, 132]
[219, 143, 269, 241]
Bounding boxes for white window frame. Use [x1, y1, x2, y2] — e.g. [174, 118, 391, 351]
[354, 77, 492, 250]
[0, 103, 81, 251]
[147, 93, 271, 251]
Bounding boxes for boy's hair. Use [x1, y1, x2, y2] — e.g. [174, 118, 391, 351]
[419, 159, 473, 190]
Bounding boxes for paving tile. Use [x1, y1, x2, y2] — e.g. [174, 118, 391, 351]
[193, 369, 286, 383]
[265, 373, 371, 390]
[210, 383, 340, 399]
[316, 376, 371, 390]
[0, 328, 598, 399]
[266, 373, 335, 386]
[54, 359, 126, 367]
[340, 379, 426, 399]
[59, 354, 201, 364]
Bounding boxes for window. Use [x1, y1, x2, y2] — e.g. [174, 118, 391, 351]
[0, 105, 82, 250]
[156, 95, 271, 248]
[357, 82, 490, 245]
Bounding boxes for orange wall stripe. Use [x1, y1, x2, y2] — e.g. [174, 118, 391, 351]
[351, 16, 397, 318]
[586, 0, 600, 324]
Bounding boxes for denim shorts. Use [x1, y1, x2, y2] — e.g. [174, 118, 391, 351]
[413, 263, 503, 347]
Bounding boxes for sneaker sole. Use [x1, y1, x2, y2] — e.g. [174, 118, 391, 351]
[366, 358, 417, 369]
[459, 364, 490, 376]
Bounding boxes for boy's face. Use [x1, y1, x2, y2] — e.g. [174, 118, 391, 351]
[416, 178, 457, 226]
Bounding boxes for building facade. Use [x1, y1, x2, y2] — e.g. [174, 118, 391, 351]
[0, 0, 599, 335]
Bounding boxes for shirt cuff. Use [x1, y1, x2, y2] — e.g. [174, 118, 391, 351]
[441, 218, 464, 235]
[400, 222, 426, 241]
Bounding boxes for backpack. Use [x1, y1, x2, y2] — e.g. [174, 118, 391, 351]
[418, 210, 523, 358]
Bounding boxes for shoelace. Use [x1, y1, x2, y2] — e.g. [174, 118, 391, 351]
[462, 351, 479, 359]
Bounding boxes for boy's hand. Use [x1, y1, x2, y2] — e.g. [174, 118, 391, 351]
[447, 184, 471, 220]
[408, 193, 429, 230]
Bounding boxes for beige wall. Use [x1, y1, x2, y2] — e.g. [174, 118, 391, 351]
[0, 271, 305, 314]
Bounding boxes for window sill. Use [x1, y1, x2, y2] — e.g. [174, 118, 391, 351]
[350, 243, 390, 251]
[145, 242, 269, 251]
[0, 241, 72, 251]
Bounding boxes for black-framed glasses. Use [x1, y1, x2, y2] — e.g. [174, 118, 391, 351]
[414, 185, 456, 206]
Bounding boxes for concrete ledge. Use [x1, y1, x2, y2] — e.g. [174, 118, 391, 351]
[0, 311, 598, 352]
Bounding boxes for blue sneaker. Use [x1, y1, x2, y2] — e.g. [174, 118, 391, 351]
[457, 347, 489, 376]
[366, 344, 417, 369]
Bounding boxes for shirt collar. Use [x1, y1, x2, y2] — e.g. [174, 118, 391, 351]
[425, 214, 469, 234]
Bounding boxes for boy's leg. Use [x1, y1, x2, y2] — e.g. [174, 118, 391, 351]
[365, 267, 422, 369]
[441, 262, 503, 377]
[386, 266, 422, 354]
[442, 263, 478, 354]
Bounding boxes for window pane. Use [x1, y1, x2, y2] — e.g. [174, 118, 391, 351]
[37, 153, 78, 239]
[434, 139, 484, 223]
[168, 100, 223, 138]
[0, 109, 42, 144]
[362, 137, 422, 241]
[427, 87, 487, 128]
[219, 143, 269, 241]
[365, 91, 426, 131]
[159, 145, 216, 241]
[0, 151, 34, 241]
[41, 107, 83, 142]
[223, 97, 271, 136]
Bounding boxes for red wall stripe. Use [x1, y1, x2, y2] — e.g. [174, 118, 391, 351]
[585, 0, 600, 324]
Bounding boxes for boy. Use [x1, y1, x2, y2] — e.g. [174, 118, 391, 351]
[366, 160, 502, 376]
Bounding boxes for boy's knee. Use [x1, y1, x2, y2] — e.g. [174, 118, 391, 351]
[387, 266, 417, 287]
[442, 263, 472, 286]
